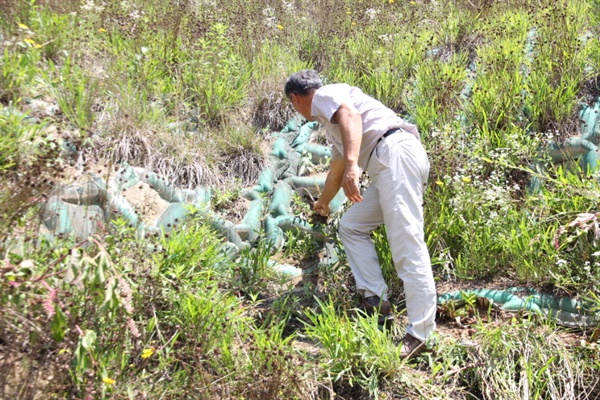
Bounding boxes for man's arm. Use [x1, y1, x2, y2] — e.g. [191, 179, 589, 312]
[332, 102, 363, 203]
[314, 158, 344, 216]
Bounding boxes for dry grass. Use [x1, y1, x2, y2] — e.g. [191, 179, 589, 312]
[96, 124, 267, 189]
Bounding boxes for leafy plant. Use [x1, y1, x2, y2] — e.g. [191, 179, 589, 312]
[496, 210, 559, 281]
[302, 296, 377, 389]
[552, 212, 600, 291]
[152, 217, 228, 282]
[231, 238, 277, 296]
[0, 44, 39, 104]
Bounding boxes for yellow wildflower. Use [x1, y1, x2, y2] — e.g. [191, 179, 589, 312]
[277, 24, 283, 30]
[99, 28, 106, 32]
[35, 44, 42, 48]
[435, 180, 444, 186]
[24, 38, 36, 45]
[462, 177, 472, 183]
[141, 347, 155, 359]
[103, 377, 116, 385]
[18, 23, 29, 30]
[389, 0, 395, 3]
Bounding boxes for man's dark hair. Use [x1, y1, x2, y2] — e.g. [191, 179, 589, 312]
[284, 69, 323, 98]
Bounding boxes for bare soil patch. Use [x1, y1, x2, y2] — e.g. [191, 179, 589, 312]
[121, 182, 170, 225]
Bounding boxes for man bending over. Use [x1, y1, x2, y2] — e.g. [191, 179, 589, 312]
[284, 69, 436, 358]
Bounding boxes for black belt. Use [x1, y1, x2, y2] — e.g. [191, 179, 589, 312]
[369, 128, 403, 164]
[382, 128, 401, 139]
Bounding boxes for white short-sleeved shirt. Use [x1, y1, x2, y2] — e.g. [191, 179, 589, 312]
[310, 83, 419, 170]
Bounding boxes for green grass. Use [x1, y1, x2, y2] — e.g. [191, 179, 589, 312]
[1, 0, 600, 398]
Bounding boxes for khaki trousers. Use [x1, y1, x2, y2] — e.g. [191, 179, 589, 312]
[338, 131, 436, 341]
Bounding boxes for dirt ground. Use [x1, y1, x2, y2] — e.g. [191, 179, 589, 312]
[56, 160, 171, 226]
[121, 182, 170, 225]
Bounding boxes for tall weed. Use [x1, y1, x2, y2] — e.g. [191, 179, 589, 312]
[466, 36, 529, 137]
[329, 30, 426, 114]
[47, 57, 100, 133]
[0, 44, 39, 104]
[408, 53, 469, 138]
[524, 2, 589, 134]
[186, 23, 252, 126]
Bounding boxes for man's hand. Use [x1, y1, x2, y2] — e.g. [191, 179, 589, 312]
[314, 199, 331, 217]
[342, 163, 363, 203]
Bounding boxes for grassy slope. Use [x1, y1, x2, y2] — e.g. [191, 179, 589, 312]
[1, 0, 600, 398]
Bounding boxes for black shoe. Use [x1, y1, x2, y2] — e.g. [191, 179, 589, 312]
[359, 295, 393, 325]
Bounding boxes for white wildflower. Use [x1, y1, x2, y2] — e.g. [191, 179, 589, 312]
[365, 8, 379, 20]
